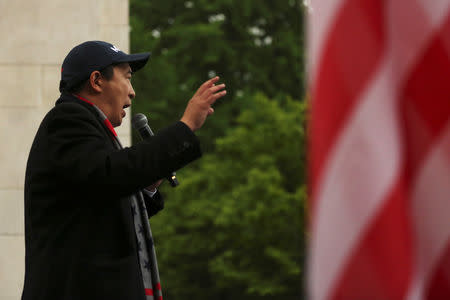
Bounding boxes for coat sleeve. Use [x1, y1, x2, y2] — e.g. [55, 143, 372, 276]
[46, 102, 201, 198]
[141, 189, 164, 217]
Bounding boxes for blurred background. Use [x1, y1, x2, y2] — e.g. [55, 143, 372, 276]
[129, 0, 308, 299]
[0, 0, 308, 299]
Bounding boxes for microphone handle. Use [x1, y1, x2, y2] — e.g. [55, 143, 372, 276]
[139, 125, 179, 187]
[138, 126, 154, 139]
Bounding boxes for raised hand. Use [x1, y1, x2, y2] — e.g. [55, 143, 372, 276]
[180, 76, 227, 132]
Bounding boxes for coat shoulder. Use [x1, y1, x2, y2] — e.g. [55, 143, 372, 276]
[47, 101, 97, 122]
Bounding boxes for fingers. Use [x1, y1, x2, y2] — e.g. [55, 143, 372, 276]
[211, 83, 226, 93]
[208, 89, 227, 105]
[197, 76, 220, 95]
[146, 178, 163, 191]
[202, 83, 226, 97]
[193, 75, 227, 106]
[200, 81, 226, 104]
[181, 76, 226, 131]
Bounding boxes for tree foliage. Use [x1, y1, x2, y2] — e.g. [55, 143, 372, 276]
[130, 0, 305, 150]
[151, 94, 307, 299]
[129, 1, 307, 299]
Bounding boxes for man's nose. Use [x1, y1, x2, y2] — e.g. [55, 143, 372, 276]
[129, 85, 136, 99]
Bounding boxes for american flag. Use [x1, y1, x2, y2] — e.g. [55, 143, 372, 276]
[307, 1, 450, 299]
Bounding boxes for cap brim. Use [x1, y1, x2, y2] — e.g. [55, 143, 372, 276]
[115, 52, 151, 72]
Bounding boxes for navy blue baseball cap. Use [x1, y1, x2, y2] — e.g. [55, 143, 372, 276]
[59, 40, 150, 92]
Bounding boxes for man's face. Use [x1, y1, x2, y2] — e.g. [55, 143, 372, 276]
[100, 63, 135, 127]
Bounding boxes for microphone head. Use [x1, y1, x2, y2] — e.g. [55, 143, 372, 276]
[132, 113, 148, 130]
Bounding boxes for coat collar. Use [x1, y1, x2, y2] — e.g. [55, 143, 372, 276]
[55, 92, 93, 109]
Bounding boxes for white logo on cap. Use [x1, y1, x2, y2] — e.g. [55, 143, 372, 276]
[110, 45, 120, 53]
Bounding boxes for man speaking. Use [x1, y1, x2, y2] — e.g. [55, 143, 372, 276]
[21, 41, 226, 300]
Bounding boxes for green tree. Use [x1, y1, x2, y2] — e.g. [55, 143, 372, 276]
[130, 0, 306, 150]
[151, 94, 307, 299]
[129, 1, 308, 298]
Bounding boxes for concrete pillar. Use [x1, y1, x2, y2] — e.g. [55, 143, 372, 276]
[0, 1, 130, 298]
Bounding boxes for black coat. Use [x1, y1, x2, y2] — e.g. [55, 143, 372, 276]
[22, 93, 201, 300]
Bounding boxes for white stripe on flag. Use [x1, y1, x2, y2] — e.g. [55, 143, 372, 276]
[307, 0, 345, 85]
[419, 0, 450, 29]
[308, 1, 450, 299]
[407, 122, 450, 300]
[310, 58, 401, 300]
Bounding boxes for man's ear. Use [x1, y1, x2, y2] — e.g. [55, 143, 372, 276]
[88, 71, 103, 93]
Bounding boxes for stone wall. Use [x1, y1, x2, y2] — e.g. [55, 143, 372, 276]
[0, 1, 130, 298]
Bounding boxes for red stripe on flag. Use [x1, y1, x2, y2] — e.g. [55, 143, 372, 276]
[155, 282, 161, 290]
[309, 0, 386, 212]
[145, 288, 153, 296]
[401, 18, 450, 140]
[400, 15, 450, 173]
[308, 0, 450, 298]
[103, 119, 118, 137]
[426, 242, 450, 299]
[401, 15, 450, 299]
[330, 175, 412, 300]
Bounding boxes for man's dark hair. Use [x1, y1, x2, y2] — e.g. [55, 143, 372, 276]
[64, 64, 115, 94]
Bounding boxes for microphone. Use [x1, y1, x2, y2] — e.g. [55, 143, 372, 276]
[131, 113, 179, 187]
